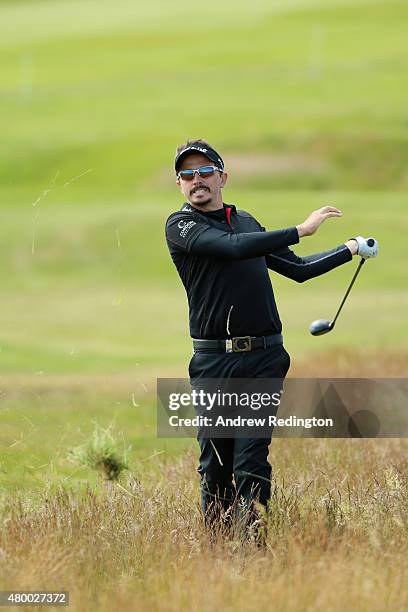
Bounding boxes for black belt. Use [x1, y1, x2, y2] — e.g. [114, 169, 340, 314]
[192, 334, 283, 353]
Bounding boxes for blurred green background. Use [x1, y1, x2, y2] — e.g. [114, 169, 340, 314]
[0, 0, 407, 491]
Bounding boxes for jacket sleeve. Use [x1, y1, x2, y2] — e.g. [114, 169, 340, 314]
[265, 245, 353, 282]
[165, 213, 300, 260]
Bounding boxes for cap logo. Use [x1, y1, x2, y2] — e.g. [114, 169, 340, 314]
[184, 146, 207, 154]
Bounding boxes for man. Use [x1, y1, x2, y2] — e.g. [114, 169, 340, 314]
[165, 138, 378, 529]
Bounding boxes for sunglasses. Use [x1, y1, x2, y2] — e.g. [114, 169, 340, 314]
[177, 165, 222, 181]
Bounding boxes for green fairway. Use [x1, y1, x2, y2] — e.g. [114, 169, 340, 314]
[1, 0, 408, 201]
[0, 189, 406, 376]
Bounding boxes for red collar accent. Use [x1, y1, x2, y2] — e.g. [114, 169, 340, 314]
[225, 206, 232, 227]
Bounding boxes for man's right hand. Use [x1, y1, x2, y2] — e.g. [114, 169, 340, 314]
[296, 206, 343, 238]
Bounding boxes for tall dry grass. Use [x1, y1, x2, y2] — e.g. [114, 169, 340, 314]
[0, 441, 407, 611]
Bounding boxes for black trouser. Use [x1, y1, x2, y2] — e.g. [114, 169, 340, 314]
[188, 343, 291, 524]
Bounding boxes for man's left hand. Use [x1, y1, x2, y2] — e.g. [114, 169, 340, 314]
[347, 236, 378, 259]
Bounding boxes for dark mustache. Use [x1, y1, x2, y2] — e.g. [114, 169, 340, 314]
[190, 185, 210, 195]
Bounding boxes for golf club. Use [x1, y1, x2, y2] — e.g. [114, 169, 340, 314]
[309, 239, 374, 336]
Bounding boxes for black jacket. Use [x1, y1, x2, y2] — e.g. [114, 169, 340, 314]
[165, 202, 352, 339]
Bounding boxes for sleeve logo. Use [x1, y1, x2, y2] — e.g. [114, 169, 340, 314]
[178, 220, 196, 237]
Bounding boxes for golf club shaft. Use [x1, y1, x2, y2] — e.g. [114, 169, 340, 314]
[331, 257, 365, 327]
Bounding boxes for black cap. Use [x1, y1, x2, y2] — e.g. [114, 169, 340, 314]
[175, 143, 224, 173]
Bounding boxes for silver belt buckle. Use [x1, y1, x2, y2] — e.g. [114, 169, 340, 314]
[225, 339, 233, 353]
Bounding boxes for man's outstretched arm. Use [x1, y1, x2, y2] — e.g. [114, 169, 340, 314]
[265, 236, 380, 282]
[265, 243, 355, 283]
[262, 206, 369, 281]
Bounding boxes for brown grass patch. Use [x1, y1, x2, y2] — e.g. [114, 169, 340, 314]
[291, 348, 408, 377]
[0, 444, 407, 611]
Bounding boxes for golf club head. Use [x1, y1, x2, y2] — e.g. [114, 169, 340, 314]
[309, 319, 333, 336]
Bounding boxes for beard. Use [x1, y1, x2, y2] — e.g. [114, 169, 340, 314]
[191, 195, 212, 207]
[189, 185, 212, 207]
